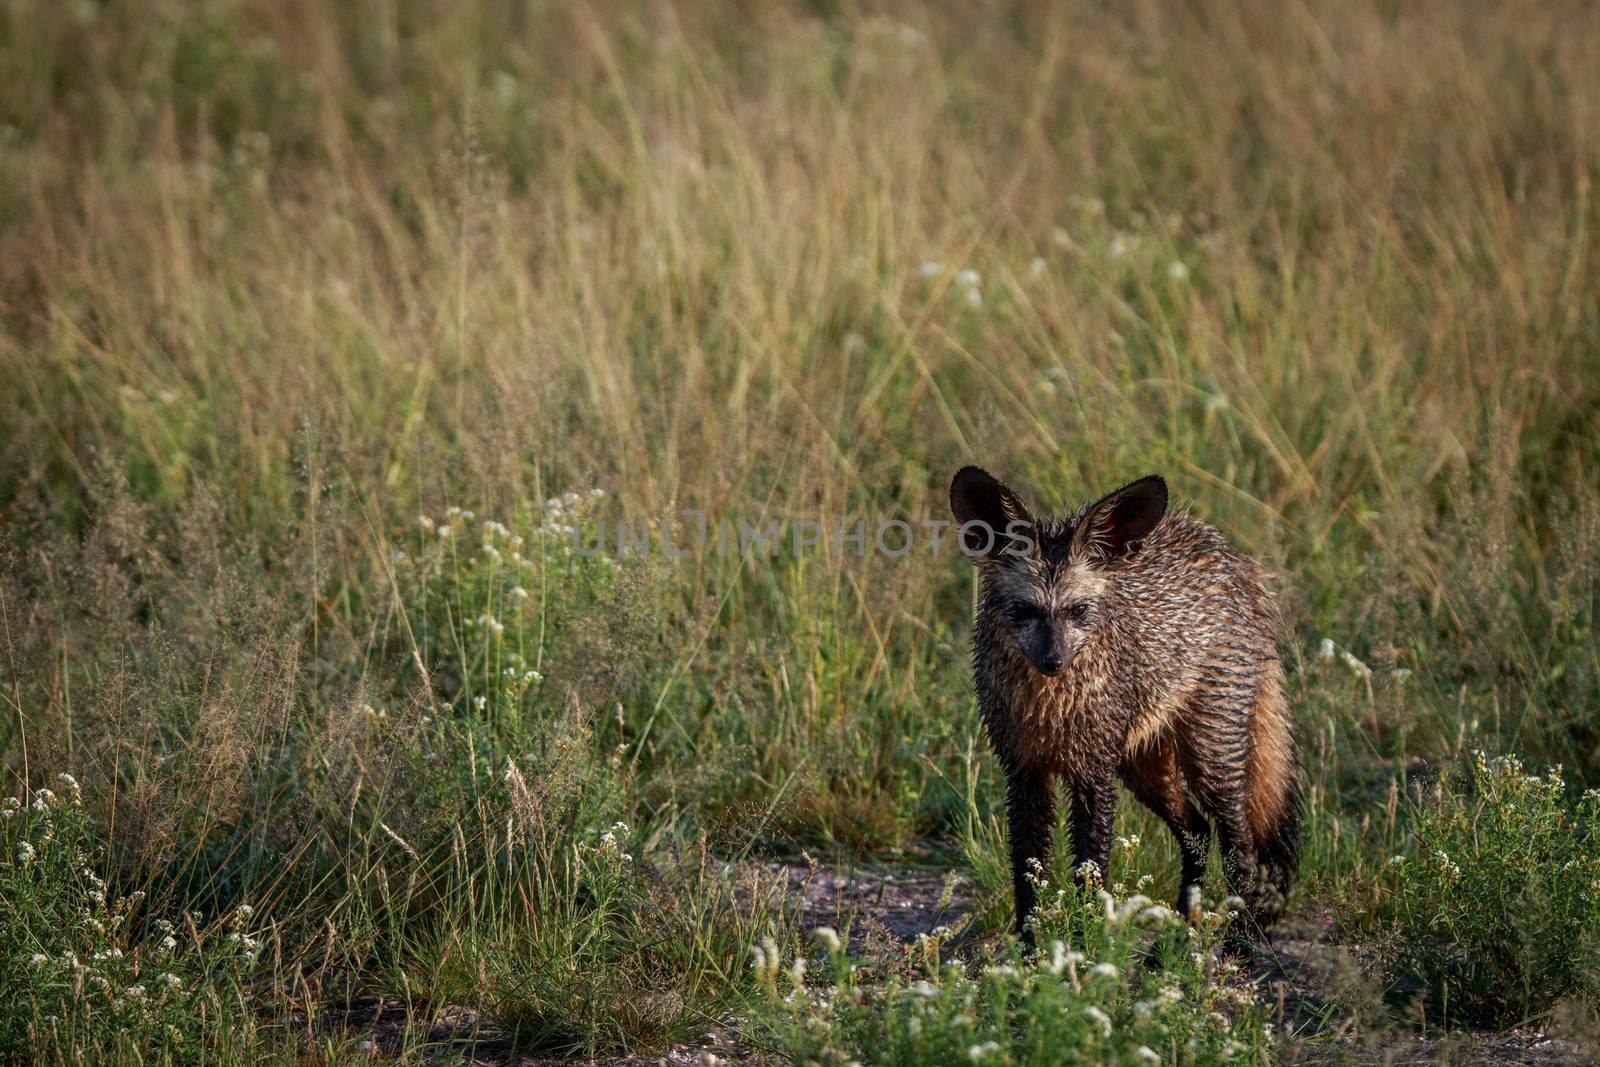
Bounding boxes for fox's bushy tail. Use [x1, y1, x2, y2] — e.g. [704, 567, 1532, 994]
[1242, 674, 1301, 927]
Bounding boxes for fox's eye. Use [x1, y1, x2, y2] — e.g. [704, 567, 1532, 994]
[1066, 602, 1091, 623]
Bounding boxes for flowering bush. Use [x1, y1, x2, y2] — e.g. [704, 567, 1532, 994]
[389, 492, 678, 752]
[399, 495, 614, 723]
[1376, 752, 1600, 1026]
[757, 870, 1273, 1066]
[0, 777, 270, 1063]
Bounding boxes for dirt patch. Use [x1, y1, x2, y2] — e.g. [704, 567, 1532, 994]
[774, 857, 974, 949]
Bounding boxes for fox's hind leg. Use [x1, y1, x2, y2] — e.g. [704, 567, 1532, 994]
[1121, 740, 1212, 919]
[1179, 671, 1300, 941]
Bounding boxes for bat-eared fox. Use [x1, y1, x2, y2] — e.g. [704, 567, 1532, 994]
[950, 467, 1300, 943]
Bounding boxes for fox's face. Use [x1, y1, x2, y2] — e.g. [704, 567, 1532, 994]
[950, 467, 1167, 678]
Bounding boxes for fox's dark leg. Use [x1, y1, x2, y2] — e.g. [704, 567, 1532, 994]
[1066, 770, 1118, 891]
[1122, 741, 1212, 918]
[1004, 763, 1055, 941]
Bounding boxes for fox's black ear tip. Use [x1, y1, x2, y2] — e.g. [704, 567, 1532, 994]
[950, 465, 995, 495]
[1132, 474, 1168, 501]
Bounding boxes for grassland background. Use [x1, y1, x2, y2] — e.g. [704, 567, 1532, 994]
[1, 0, 1598, 1061]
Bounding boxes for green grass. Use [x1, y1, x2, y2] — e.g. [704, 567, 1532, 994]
[1368, 753, 1600, 1029]
[2, 0, 1599, 1061]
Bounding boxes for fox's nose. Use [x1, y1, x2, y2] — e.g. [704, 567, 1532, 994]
[1037, 654, 1065, 675]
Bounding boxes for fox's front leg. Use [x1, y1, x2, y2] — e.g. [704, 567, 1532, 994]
[1005, 764, 1055, 941]
[1067, 771, 1118, 889]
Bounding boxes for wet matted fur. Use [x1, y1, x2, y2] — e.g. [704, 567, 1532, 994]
[951, 467, 1301, 940]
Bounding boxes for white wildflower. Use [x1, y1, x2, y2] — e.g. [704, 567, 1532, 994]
[1083, 1005, 1113, 1038]
[813, 927, 842, 953]
[1340, 648, 1372, 679]
[16, 842, 35, 863]
[1135, 1046, 1160, 1063]
[1028, 256, 1047, 278]
[1138, 904, 1181, 927]
[955, 268, 980, 287]
[919, 260, 943, 278]
[1434, 849, 1462, 880]
[967, 1041, 1000, 1061]
[1115, 893, 1153, 923]
[1045, 940, 1083, 976]
[1167, 260, 1189, 282]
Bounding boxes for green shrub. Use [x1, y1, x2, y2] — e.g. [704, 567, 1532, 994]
[0, 778, 278, 1065]
[369, 500, 776, 1056]
[759, 871, 1273, 1066]
[1377, 752, 1600, 1027]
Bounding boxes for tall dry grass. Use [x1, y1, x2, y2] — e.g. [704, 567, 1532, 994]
[1, 0, 1598, 1058]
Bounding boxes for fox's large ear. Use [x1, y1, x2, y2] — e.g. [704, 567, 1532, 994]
[950, 466, 1034, 560]
[1075, 475, 1167, 563]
